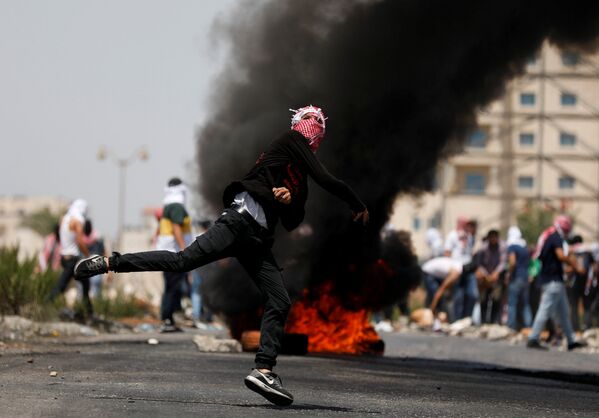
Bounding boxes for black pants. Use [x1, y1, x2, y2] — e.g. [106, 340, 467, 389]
[49, 256, 93, 315]
[109, 208, 291, 370]
[568, 279, 597, 331]
[161, 271, 186, 322]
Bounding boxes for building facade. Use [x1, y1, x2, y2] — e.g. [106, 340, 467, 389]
[391, 42, 599, 257]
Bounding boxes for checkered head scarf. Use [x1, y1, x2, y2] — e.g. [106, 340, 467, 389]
[290, 105, 326, 152]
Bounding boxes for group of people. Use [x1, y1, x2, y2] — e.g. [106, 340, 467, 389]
[40, 180, 219, 332]
[422, 215, 598, 349]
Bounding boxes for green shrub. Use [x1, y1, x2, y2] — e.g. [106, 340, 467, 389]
[0, 246, 62, 320]
[85, 290, 149, 320]
[1, 245, 153, 323]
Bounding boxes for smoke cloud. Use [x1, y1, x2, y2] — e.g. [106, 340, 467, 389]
[196, 0, 599, 313]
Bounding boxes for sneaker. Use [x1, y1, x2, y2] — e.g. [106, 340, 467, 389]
[526, 339, 548, 350]
[75, 255, 108, 279]
[567, 341, 587, 351]
[159, 319, 182, 333]
[244, 369, 294, 406]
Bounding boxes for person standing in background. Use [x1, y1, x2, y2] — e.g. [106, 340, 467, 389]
[566, 235, 596, 331]
[505, 226, 532, 330]
[445, 218, 478, 320]
[527, 215, 586, 350]
[48, 199, 92, 316]
[155, 177, 194, 332]
[425, 228, 444, 260]
[473, 230, 506, 324]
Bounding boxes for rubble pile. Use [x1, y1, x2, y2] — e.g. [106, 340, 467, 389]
[406, 309, 599, 353]
[0, 315, 98, 340]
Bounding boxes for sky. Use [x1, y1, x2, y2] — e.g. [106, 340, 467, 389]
[0, 0, 239, 239]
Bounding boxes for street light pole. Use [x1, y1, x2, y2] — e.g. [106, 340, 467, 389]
[117, 158, 127, 243]
[97, 147, 149, 249]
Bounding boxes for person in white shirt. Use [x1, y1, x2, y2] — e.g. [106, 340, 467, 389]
[422, 256, 463, 314]
[48, 199, 92, 315]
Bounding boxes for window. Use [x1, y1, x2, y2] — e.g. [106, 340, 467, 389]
[561, 93, 577, 106]
[520, 93, 536, 106]
[561, 51, 580, 67]
[467, 128, 488, 148]
[559, 176, 575, 190]
[518, 176, 534, 189]
[413, 216, 421, 231]
[560, 132, 576, 146]
[519, 133, 534, 146]
[464, 173, 486, 195]
[429, 212, 441, 229]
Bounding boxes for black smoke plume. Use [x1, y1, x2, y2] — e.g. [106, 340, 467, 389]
[196, 0, 599, 313]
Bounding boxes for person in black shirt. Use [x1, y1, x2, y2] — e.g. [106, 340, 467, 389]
[527, 215, 586, 351]
[75, 105, 369, 406]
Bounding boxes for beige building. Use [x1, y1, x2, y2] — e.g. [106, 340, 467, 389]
[391, 42, 599, 257]
[0, 195, 69, 259]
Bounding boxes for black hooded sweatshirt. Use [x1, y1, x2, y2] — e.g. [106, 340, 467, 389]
[223, 130, 366, 233]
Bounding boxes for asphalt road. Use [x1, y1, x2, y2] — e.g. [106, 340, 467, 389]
[1, 331, 599, 417]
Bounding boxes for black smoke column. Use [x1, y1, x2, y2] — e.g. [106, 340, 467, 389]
[197, 0, 599, 314]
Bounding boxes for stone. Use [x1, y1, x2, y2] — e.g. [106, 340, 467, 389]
[193, 335, 242, 353]
[1, 315, 99, 340]
[0, 316, 35, 339]
[49, 371, 58, 377]
[410, 308, 434, 329]
[448, 317, 473, 336]
[479, 324, 512, 341]
[582, 328, 599, 348]
[38, 322, 98, 338]
[147, 338, 159, 345]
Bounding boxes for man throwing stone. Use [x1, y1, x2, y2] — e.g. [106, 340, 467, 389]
[75, 105, 369, 406]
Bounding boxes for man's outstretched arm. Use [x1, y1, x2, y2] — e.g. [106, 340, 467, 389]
[285, 132, 368, 223]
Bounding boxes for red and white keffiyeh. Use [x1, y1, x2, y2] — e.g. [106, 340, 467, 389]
[533, 215, 572, 258]
[290, 105, 326, 152]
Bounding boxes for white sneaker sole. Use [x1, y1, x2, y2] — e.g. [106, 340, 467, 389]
[244, 375, 293, 406]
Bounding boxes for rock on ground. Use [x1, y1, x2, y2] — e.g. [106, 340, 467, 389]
[192, 335, 242, 353]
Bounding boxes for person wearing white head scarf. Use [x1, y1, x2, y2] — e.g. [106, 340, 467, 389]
[505, 226, 532, 330]
[48, 198, 93, 316]
[425, 228, 444, 259]
[155, 177, 194, 333]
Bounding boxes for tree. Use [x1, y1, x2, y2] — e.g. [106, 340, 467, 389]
[516, 201, 557, 245]
[20, 207, 62, 237]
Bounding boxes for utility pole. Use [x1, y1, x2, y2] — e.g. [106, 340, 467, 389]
[500, 82, 514, 233]
[97, 146, 149, 249]
[537, 47, 546, 203]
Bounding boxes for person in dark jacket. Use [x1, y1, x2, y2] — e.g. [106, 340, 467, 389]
[74, 105, 369, 406]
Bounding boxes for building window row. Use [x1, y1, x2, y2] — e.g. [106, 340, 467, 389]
[518, 132, 578, 147]
[466, 130, 579, 149]
[458, 173, 576, 193]
[516, 175, 576, 190]
[528, 51, 581, 67]
[519, 92, 577, 107]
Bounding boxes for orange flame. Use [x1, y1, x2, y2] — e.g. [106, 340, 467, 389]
[285, 282, 383, 355]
